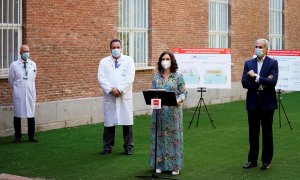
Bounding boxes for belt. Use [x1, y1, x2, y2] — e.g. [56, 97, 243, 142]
[258, 85, 263, 90]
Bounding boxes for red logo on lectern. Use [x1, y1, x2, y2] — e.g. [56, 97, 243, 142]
[153, 99, 159, 106]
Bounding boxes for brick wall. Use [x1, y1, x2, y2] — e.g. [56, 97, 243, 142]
[22, 0, 118, 104]
[150, 1, 209, 66]
[1, 0, 300, 107]
[231, 0, 269, 82]
[285, 0, 300, 49]
[0, 82, 11, 106]
[0, 0, 157, 106]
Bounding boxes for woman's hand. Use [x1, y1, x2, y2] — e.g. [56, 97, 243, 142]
[177, 99, 183, 105]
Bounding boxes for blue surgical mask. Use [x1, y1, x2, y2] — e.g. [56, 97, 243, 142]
[255, 48, 264, 57]
[112, 49, 121, 58]
[21, 52, 30, 61]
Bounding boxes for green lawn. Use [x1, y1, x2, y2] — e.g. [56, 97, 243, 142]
[0, 92, 299, 180]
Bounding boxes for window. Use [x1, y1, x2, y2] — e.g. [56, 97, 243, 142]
[118, 0, 148, 67]
[209, 0, 229, 48]
[0, 0, 22, 78]
[269, 0, 283, 50]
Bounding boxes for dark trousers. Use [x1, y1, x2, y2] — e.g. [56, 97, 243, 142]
[14, 116, 36, 139]
[247, 109, 274, 164]
[103, 125, 133, 151]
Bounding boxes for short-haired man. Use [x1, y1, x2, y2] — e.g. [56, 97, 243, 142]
[241, 38, 278, 170]
[97, 39, 135, 155]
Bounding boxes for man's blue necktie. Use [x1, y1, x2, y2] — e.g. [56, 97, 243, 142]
[115, 60, 118, 69]
[23, 61, 28, 77]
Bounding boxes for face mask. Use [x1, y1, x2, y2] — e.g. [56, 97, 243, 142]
[255, 48, 264, 57]
[161, 60, 171, 69]
[112, 49, 121, 58]
[21, 52, 30, 61]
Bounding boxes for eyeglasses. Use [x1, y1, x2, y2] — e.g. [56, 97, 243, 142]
[161, 58, 171, 60]
[255, 46, 263, 49]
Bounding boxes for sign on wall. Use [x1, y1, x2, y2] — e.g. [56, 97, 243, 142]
[174, 48, 231, 89]
[268, 50, 300, 91]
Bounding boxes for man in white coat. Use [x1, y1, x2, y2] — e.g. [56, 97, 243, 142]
[8, 45, 38, 143]
[98, 39, 135, 155]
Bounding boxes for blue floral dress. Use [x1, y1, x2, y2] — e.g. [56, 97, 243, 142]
[150, 72, 187, 171]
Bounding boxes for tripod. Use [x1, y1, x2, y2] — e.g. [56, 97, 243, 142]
[188, 87, 216, 129]
[277, 89, 293, 131]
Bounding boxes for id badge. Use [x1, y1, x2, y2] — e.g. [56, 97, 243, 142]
[122, 68, 127, 77]
[23, 71, 28, 80]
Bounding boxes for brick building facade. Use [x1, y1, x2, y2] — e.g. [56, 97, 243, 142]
[1, 0, 300, 136]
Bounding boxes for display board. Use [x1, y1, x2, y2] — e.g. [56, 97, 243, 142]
[174, 48, 231, 89]
[256, 50, 300, 91]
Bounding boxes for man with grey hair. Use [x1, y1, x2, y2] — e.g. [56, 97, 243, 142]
[241, 38, 278, 170]
[9, 45, 38, 143]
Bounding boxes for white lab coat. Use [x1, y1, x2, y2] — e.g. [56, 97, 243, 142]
[8, 59, 37, 118]
[98, 54, 135, 127]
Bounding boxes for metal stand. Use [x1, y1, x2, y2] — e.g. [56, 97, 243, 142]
[136, 110, 178, 180]
[188, 87, 215, 129]
[136, 90, 178, 180]
[277, 89, 293, 131]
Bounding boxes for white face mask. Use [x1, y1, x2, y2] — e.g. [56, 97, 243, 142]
[161, 60, 171, 69]
[255, 48, 264, 57]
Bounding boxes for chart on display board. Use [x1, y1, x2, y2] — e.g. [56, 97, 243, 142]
[174, 48, 231, 89]
[254, 50, 300, 91]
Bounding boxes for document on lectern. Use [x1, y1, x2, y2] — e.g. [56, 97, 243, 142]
[142, 89, 177, 106]
[147, 89, 167, 91]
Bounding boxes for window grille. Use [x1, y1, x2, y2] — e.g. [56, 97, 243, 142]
[209, 0, 229, 48]
[0, 0, 22, 78]
[118, 0, 148, 67]
[269, 0, 283, 50]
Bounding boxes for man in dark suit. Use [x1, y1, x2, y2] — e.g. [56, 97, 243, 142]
[241, 38, 278, 170]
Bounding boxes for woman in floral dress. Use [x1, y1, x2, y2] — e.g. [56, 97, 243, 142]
[150, 51, 187, 176]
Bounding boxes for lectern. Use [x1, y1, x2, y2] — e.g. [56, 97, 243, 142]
[136, 89, 178, 179]
[143, 89, 177, 106]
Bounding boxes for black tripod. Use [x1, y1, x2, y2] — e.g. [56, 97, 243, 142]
[188, 87, 216, 129]
[277, 89, 293, 131]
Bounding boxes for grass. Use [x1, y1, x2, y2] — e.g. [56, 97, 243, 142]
[0, 92, 299, 180]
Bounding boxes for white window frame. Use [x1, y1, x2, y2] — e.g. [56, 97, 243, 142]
[118, 0, 148, 67]
[209, 0, 229, 48]
[0, 0, 22, 78]
[269, 0, 283, 50]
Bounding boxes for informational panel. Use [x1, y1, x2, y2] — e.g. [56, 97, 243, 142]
[174, 48, 231, 89]
[268, 50, 300, 91]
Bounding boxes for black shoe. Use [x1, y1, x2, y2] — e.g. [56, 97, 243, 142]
[243, 162, 257, 169]
[13, 138, 21, 143]
[261, 163, 270, 170]
[101, 150, 112, 155]
[29, 137, 39, 142]
[124, 149, 132, 155]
